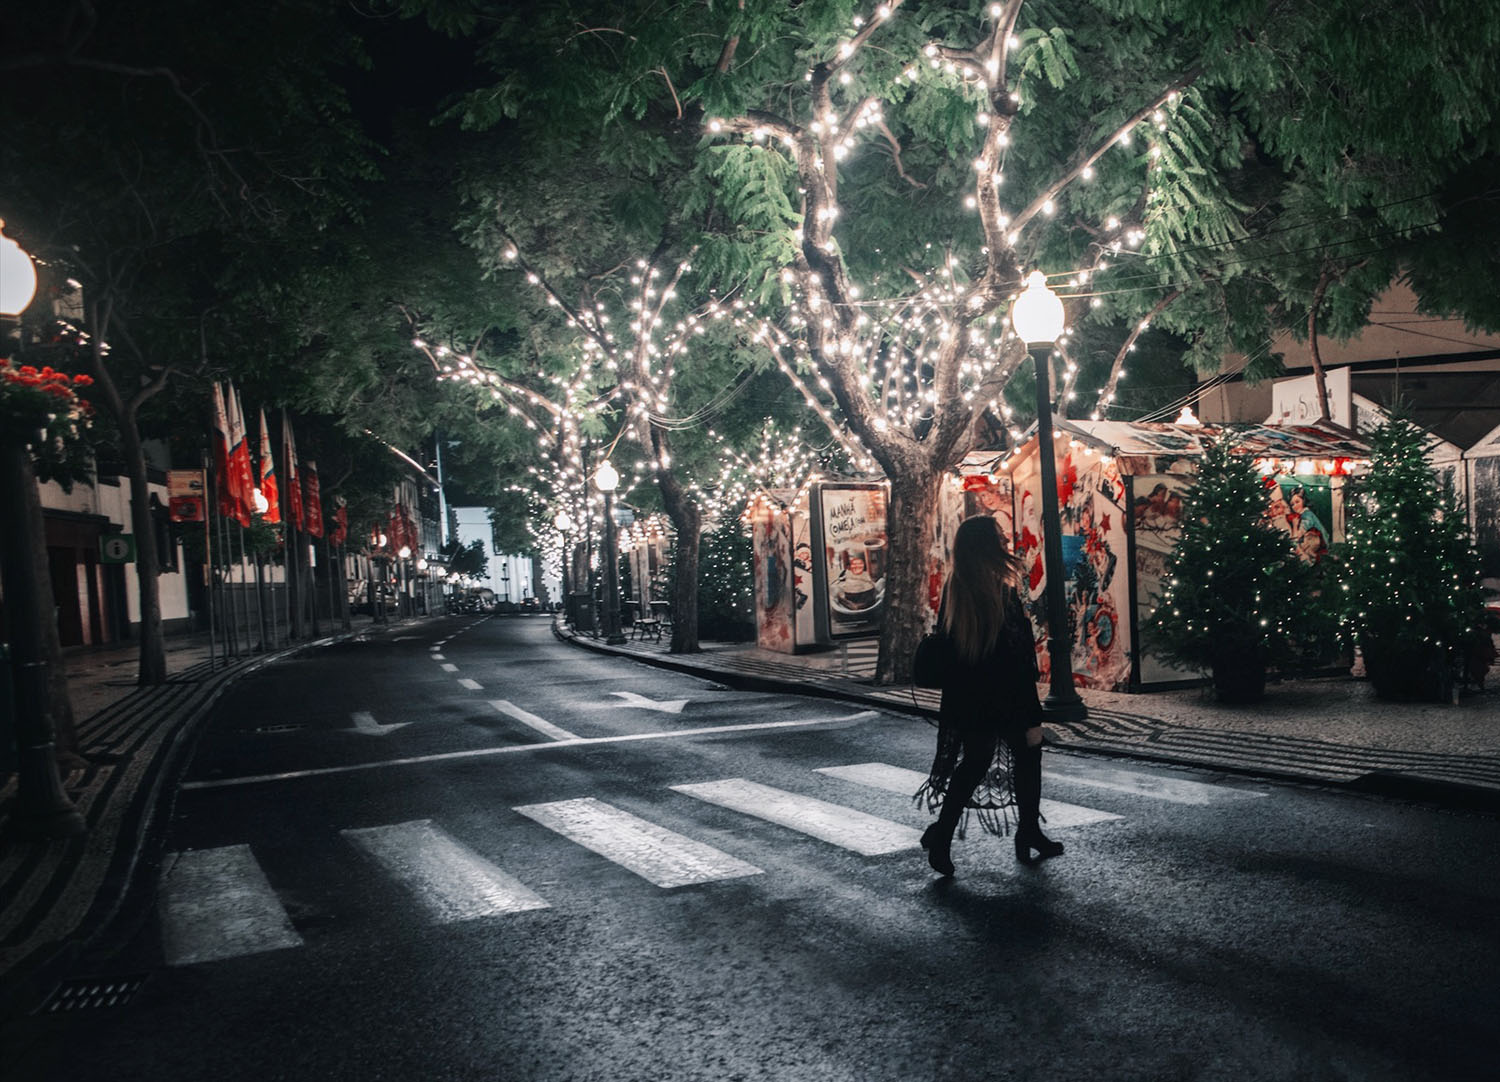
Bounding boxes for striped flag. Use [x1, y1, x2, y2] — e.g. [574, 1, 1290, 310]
[257, 407, 279, 524]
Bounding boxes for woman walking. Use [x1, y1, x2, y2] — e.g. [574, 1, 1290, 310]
[918, 515, 1064, 876]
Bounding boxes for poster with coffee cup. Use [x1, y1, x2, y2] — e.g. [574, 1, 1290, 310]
[818, 483, 888, 637]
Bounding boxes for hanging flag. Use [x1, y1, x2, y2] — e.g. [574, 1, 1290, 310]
[304, 459, 324, 538]
[330, 498, 348, 547]
[226, 383, 254, 526]
[281, 408, 305, 530]
[211, 383, 236, 520]
[257, 407, 280, 523]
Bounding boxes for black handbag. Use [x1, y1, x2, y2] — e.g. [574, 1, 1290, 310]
[912, 629, 952, 689]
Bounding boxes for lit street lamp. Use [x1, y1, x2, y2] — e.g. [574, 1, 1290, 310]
[593, 460, 627, 645]
[0, 221, 86, 837]
[1012, 271, 1088, 722]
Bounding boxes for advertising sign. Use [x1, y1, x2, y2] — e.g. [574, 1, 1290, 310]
[167, 469, 207, 523]
[815, 483, 888, 639]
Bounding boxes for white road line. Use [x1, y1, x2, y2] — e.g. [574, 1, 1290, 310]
[440, 662, 458, 672]
[457, 678, 483, 690]
[342, 820, 548, 922]
[489, 700, 577, 741]
[159, 845, 303, 967]
[671, 778, 921, 856]
[432, 654, 446, 661]
[1044, 762, 1268, 805]
[815, 762, 1122, 829]
[514, 798, 762, 888]
[183, 710, 881, 790]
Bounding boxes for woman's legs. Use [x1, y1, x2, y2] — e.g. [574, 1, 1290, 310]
[1006, 726, 1063, 862]
[935, 727, 999, 838]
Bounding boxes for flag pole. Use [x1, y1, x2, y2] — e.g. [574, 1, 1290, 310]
[203, 450, 218, 671]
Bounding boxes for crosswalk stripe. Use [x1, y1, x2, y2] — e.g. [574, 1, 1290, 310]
[514, 798, 762, 888]
[159, 845, 303, 967]
[815, 762, 1122, 829]
[342, 820, 549, 921]
[489, 699, 577, 741]
[1044, 762, 1268, 805]
[671, 778, 921, 856]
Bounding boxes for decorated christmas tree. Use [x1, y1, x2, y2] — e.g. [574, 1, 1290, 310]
[1339, 414, 1488, 700]
[1147, 435, 1324, 702]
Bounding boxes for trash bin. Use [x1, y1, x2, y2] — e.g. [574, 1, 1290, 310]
[569, 591, 595, 632]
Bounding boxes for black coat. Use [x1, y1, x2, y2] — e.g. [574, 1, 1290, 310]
[937, 589, 1043, 736]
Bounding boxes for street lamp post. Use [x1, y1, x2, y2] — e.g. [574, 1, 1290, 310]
[0, 222, 86, 838]
[593, 461, 627, 645]
[1012, 271, 1088, 722]
[555, 510, 573, 624]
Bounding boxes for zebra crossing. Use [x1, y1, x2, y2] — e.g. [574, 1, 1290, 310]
[156, 760, 1263, 967]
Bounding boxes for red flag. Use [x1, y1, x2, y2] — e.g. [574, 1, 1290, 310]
[304, 459, 324, 538]
[257, 407, 280, 523]
[330, 503, 348, 547]
[281, 408, 304, 530]
[211, 383, 236, 520]
[226, 383, 254, 526]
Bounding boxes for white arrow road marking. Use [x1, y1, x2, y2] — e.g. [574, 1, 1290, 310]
[815, 762, 1122, 829]
[515, 798, 762, 888]
[671, 778, 921, 856]
[159, 845, 303, 966]
[457, 678, 483, 691]
[489, 700, 577, 741]
[351, 710, 409, 736]
[606, 690, 688, 714]
[343, 820, 549, 922]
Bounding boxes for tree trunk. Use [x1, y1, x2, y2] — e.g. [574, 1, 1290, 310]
[875, 466, 943, 685]
[1308, 268, 1333, 422]
[121, 419, 168, 685]
[0, 440, 86, 836]
[654, 465, 702, 654]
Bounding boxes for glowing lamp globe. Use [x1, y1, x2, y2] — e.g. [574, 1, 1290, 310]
[0, 225, 38, 317]
[1011, 271, 1064, 345]
[252, 488, 270, 515]
[593, 460, 619, 493]
[555, 510, 574, 533]
[398, 545, 412, 559]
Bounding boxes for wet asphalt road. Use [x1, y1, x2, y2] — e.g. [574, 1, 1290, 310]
[4, 615, 1498, 1081]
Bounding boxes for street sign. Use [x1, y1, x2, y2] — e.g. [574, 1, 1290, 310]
[100, 534, 136, 564]
[167, 469, 206, 523]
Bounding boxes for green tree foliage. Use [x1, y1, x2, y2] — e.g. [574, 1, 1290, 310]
[1338, 414, 1488, 700]
[441, 537, 489, 582]
[696, 522, 756, 642]
[1147, 436, 1324, 701]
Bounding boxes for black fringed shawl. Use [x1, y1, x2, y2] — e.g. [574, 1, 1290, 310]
[912, 588, 1040, 838]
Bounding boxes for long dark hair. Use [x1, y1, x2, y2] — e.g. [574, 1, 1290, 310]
[941, 515, 1026, 664]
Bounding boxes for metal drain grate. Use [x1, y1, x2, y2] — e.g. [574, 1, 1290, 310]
[39, 974, 149, 1013]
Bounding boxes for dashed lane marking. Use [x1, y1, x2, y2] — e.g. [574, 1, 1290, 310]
[489, 699, 578, 741]
[457, 678, 483, 690]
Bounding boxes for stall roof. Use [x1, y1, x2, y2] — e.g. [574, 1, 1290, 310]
[987, 417, 1370, 476]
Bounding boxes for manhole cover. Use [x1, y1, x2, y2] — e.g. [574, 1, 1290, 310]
[38, 974, 149, 1013]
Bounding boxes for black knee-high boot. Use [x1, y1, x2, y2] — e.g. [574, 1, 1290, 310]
[922, 732, 994, 876]
[1011, 741, 1063, 863]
